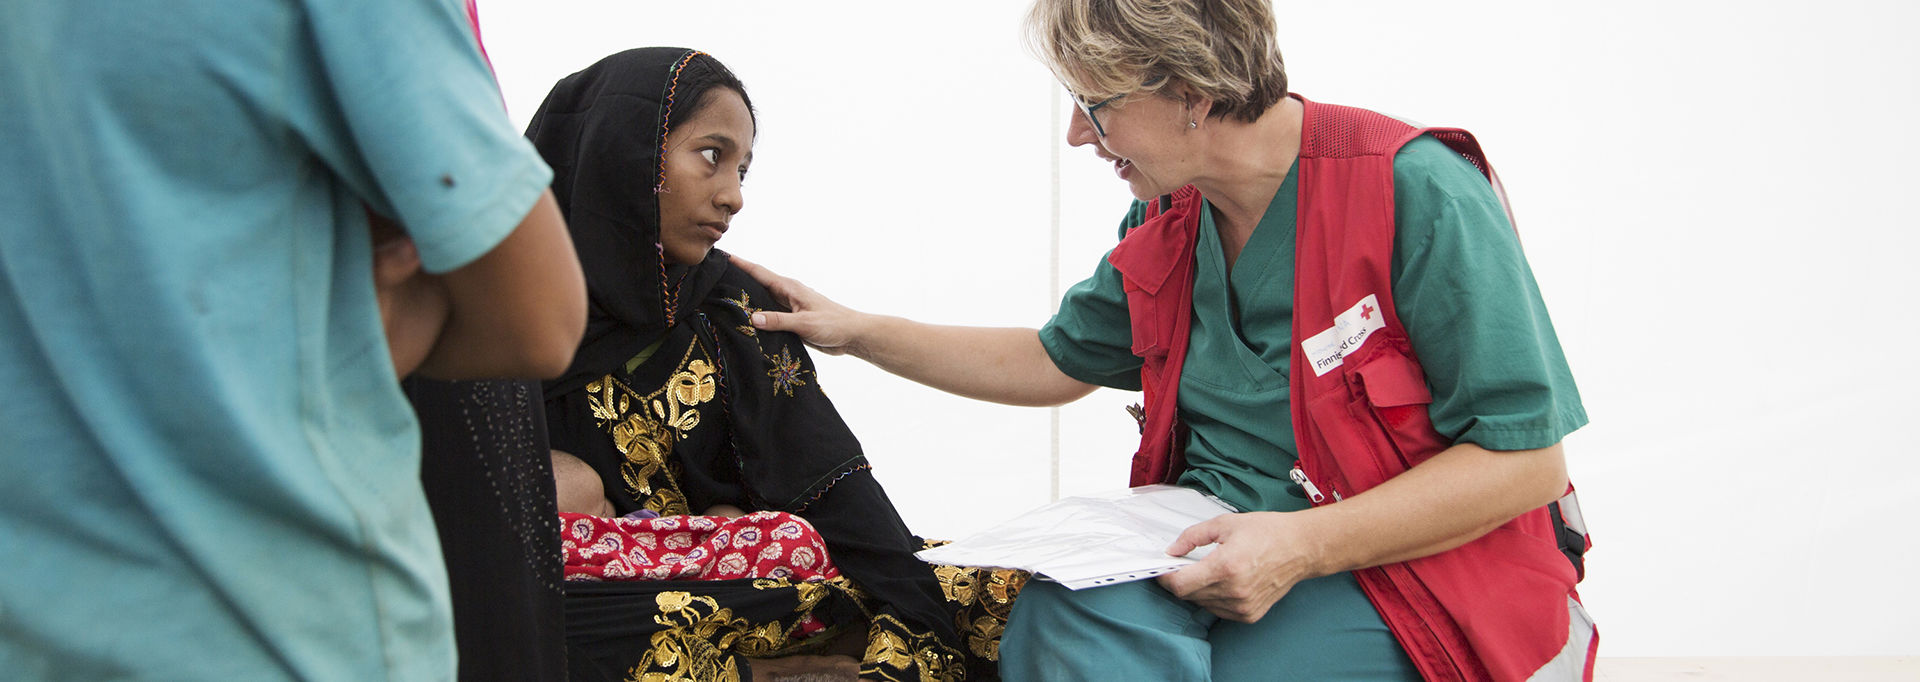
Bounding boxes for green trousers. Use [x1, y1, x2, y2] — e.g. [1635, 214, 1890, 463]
[1000, 571, 1419, 681]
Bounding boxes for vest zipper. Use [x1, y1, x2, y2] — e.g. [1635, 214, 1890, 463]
[1290, 465, 1327, 504]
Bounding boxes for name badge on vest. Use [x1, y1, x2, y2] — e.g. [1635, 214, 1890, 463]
[1302, 294, 1386, 377]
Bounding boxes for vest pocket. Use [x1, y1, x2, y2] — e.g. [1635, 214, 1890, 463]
[1304, 334, 1451, 493]
[1407, 524, 1580, 679]
[1122, 280, 1167, 359]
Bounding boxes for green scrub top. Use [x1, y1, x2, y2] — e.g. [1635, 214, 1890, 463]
[1040, 136, 1587, 515]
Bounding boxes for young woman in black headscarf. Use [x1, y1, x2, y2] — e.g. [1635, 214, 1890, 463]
[528, 48, 1019, 682]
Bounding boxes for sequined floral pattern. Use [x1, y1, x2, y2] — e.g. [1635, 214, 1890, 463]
[765, 346, 813, 398]
[588, 343, 723, 516]
[723, 289, 761, 337]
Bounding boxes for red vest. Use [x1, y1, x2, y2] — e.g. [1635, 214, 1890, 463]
[1109, 95, 1595, 681]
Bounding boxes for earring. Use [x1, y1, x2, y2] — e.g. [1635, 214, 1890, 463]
[1188, 120, 1198, 129]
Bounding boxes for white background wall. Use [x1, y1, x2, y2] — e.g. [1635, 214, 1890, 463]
[477, 0, 1919, 659]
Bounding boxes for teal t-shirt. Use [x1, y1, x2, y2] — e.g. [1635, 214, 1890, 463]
[0, 1, 551, 679]
[1040, 136, 1587, 515]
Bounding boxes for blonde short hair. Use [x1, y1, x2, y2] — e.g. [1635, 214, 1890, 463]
[1026, 0, 1287, 123]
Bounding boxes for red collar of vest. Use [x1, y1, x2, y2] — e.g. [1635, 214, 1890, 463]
[1107, 184, 1201, 295]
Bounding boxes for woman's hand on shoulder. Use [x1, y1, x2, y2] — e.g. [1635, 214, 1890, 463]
[1156, 511, 1328, 623]
[731, 256, 866, 356]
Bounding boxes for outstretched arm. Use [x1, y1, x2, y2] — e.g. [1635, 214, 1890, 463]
[734, 256, 1094, 407]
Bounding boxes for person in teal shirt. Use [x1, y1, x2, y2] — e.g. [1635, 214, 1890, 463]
[738, 0, 1587, 678]
[0, 1, 586, 679]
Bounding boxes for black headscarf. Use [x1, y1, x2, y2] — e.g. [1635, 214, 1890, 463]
[529, 47, 730, 400]
[528, 48, 880, 512]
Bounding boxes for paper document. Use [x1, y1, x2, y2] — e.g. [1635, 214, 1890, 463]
[915, 485, 1238, 590]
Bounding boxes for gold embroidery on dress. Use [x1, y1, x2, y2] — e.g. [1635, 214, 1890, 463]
[925, 541, 1029, 666]
[932, 564, 976, 604]
[588, 376, 677, 512]
[656, 361, 715, 437]
[590, 342, 720, 517]
[965, 569, 1027, 662]
[630, 592, 746, 682]
[607, 575, 972, 682]
[621, 420, 688, 517]
[863, 628, 915, 673]
[861, 614, 964, 682]
[587, 376, 629, 425]
[755, 578, 831, 615]
[811, 573, 964, 682]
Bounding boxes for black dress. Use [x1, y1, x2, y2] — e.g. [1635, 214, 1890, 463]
[409, 378, 568, 682]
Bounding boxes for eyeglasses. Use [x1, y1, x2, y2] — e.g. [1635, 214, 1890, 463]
[1071, 75, 1167, 137]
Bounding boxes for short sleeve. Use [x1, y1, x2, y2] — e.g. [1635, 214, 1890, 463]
[1390, 136, 1587, 450]
[1038, 202, 1153, 391]
[301, 0, 552, 273]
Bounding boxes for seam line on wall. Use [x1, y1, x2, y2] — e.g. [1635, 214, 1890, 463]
[1049, 89, 1062, 503]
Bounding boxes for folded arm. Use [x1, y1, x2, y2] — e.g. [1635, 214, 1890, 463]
[403, 190, 587, 380]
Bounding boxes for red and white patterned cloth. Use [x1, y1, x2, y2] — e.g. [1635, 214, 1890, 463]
[559, 510, 840, 583]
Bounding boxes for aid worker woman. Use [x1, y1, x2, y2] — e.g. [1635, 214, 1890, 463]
[739, 0, 1593, 679]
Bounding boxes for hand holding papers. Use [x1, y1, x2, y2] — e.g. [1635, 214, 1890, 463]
[915, 485, 1238, 590]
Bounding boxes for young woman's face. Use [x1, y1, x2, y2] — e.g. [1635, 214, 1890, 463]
[658, 88, 755, 266]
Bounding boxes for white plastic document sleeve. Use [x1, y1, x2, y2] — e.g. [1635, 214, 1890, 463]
[914, 485, 1238, 590]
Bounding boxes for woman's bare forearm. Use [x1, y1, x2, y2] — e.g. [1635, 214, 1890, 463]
[1301, 442, 1570, 575]
[846, 316, 1094, 407]
[733, 256, 1093, 406]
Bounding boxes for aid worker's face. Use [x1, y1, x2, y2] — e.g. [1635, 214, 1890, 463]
[1065, 82, 1197, 201]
